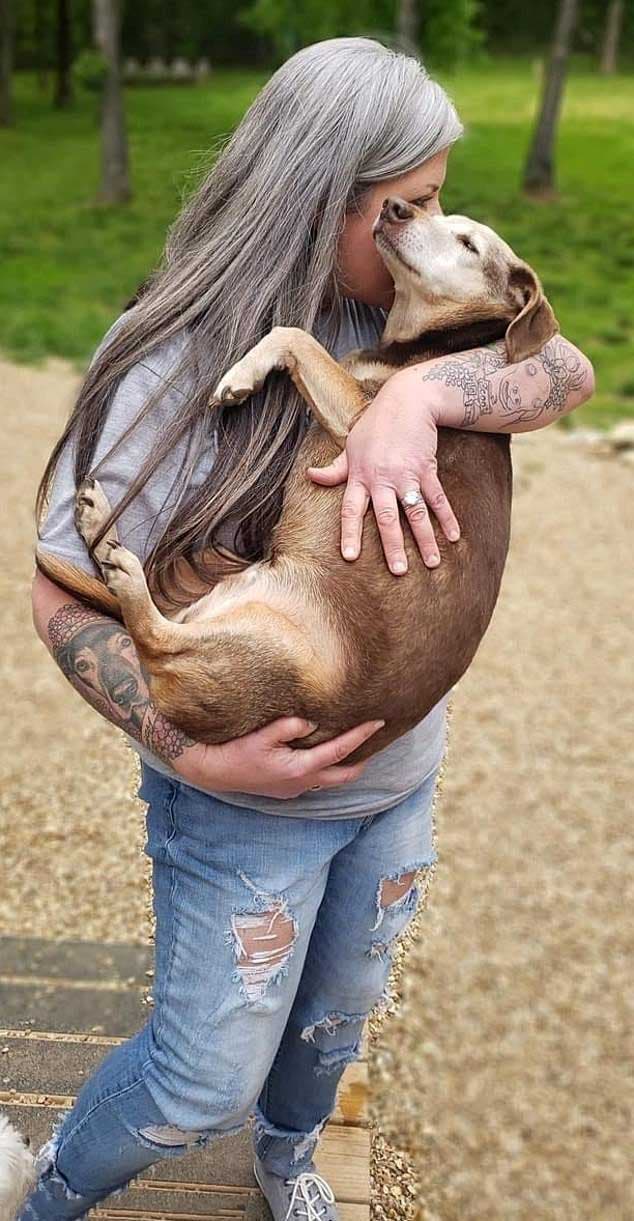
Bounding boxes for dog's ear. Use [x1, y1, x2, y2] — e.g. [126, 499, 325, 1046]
[505, 263, 559, 364]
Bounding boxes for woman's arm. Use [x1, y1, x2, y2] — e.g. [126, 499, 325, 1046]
[397, 334, 595, 432]
[32, 570, 382, 799]
[308, 334, 595, 575]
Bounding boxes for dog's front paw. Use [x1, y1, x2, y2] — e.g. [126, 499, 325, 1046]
[211, 361, 261, 407]
[74, 477, 112, 546]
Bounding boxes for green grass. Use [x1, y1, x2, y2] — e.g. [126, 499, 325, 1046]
[1, 61, 633, 428]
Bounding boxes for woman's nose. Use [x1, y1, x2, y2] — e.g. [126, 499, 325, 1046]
[380, 196, 415, 224]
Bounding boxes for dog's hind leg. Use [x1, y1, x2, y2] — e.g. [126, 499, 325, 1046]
[75, 478, 175, 648]
[212, 327, 367, 447]
[75, 477, 121, 562]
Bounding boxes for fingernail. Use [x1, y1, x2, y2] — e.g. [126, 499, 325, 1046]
[427, 554, 440, 567]
[373, 720, 386, 729]
[392, 560, 407, 574]
[306, 721, 318, 731]
[448, 529, 460, 542]
[343, 546, 356, 560]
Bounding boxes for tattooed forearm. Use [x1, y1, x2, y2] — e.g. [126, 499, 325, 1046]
[420, 337, 590, 430]
[420, 341, 508, 426]
[48, 602, 194, 764]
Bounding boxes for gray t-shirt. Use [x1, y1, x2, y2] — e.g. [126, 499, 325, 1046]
[38, 298, 450, 818]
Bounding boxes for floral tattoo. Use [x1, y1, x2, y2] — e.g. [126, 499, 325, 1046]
[420, 337, 587, 428]
[48, 603, 194, 763]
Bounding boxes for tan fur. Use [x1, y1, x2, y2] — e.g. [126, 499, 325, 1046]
[36, 205, 559, 763]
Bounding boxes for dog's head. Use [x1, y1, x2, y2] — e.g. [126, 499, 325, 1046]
[373, 197, 559, 363]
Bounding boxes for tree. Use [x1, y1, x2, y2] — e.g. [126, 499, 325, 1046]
[54, 0, 73, 107]
[0, 0, 13, 125]
[397, 0, 419, 49]
[93, 0, 131, 203]
[421, 0, 483, 70]
[523, 0, 579, 195]
[599, 0, 624, 74]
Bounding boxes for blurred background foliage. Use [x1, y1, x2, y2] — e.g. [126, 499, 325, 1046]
[1, 0, 633, 428]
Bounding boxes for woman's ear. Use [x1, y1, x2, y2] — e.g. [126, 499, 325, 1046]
[505, 263, 559, 364]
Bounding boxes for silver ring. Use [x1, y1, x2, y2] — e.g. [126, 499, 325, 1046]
[310, 784, 322, 791]
[400, 488, 426, 510]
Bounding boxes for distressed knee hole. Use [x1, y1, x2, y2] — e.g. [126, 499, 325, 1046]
[370, 863, 433, 933]
[314, 1039, 364, 1077]
[380, 870, 417, 908]
[226, 894, 298, 1004]
[138, 1122, 207, 1148]
[301, 1009, 367, 1044]
[300, 1011, 367, 1077]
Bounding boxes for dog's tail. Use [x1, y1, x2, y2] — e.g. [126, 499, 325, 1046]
[0, 1114, 37, 1221]
[35, 548, 123, 620]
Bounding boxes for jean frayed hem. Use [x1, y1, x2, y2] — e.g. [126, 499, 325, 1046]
[18, 1106, 128, 1220]
[251, 1101, 329, 1176]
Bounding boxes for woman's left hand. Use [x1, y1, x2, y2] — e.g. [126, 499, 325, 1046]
[307, 367, 461, 575]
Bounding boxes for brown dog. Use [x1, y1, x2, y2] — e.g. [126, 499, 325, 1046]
[36, 200, 558, 763]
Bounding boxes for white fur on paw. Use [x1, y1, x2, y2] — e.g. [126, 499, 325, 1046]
[210, 333, 293, 407]
[212, 365, 259, 405]
[212, 342, 282, 404]
[0, 1113, 37, 1220]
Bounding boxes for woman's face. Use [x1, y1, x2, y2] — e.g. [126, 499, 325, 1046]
[336, 146, 450, 309]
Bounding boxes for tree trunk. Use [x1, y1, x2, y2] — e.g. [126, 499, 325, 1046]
[93, 0, 131, 204]
[599, 0, 623, 75]
[34, 0, 50, 94]
[54, 0, 73, 108]
[397, 0, 419, 49]
[523, 0, 579, 195]
[0, 0, 13, 126]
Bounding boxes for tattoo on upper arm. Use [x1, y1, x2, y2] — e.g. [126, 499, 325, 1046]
[48, 603, 194, 763]
[420, 337, 587, 428]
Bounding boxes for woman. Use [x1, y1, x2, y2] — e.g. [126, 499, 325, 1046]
[22, 36, 593, 1220]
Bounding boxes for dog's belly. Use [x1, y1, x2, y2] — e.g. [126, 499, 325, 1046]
[150, 425, 512, 761]
[269, 423, 514, 761]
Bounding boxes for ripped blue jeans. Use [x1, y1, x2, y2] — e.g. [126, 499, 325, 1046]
[19, 760, 440, 1219]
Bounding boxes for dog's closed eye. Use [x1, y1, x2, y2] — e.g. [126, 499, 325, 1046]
[457, 234, 479, 255]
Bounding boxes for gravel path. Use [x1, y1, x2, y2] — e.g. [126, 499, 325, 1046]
[1, 356, 631, 1218]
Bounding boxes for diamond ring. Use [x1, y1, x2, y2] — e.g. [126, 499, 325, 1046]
[400, 488, 426, 510]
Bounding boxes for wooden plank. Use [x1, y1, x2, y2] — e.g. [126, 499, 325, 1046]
[314, 1124, 370, 1202]
[94, 1205, 368, 1221]
[0, 981, 146, 1037]
[0, 1027, 125, 1046]
[0, 1035, 131, 1096]
[0, 1043, 367, 1129]
[0, 936, 152, 984]
[4, 1099, 370, 1197]
[1, 925, 371, 1221]
[331, 1062, 368, 1127]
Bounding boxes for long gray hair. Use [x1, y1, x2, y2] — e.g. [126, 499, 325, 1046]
[37, 36, 463, 606]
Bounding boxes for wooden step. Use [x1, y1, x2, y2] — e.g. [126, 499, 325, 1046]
[0, 1047, 367, 1130]
[0, 936, 370, 1219]
[5, 1104, 369, 1217]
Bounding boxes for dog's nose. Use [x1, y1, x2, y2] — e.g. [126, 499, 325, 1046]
[380, 196, 415, 224]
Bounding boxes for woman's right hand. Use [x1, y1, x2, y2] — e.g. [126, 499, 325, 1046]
[173, 716, 385, 800]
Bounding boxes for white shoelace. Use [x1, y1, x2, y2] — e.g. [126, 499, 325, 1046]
[284, 1170, 336, 1221]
